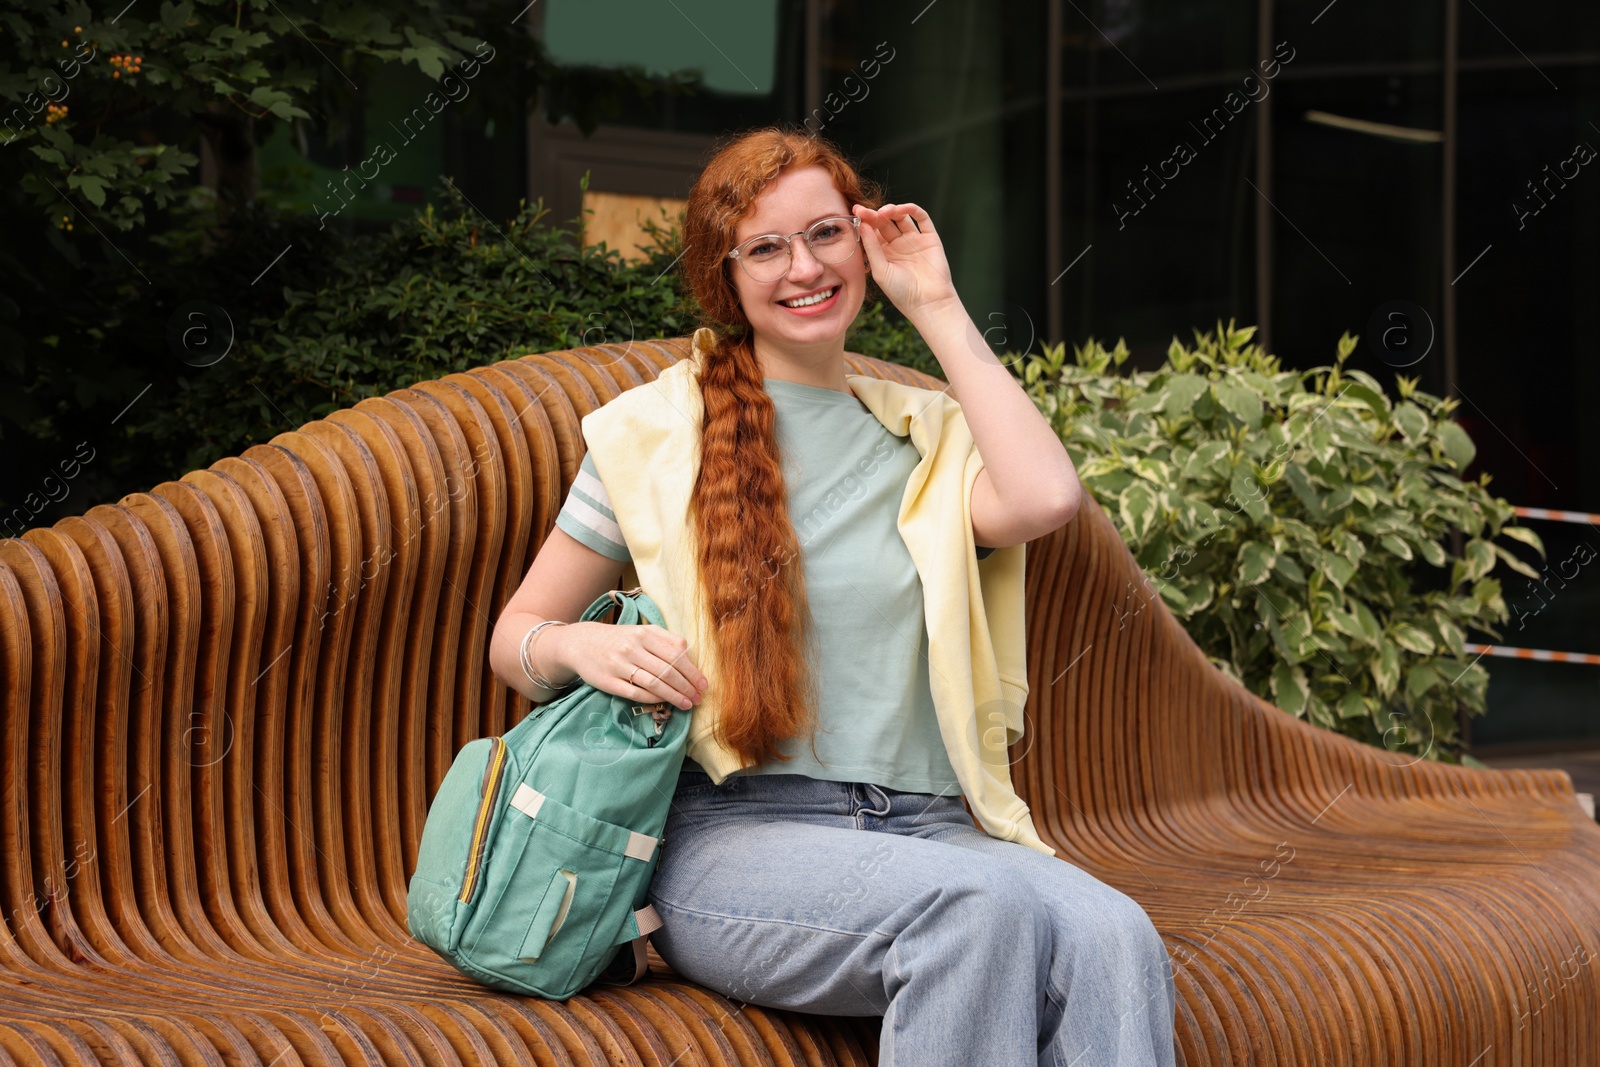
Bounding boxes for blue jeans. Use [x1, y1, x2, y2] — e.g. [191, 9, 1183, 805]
[648, 769, 1179, 1067]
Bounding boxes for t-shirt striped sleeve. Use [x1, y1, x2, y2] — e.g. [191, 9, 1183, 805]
[555, 452, 632, 561]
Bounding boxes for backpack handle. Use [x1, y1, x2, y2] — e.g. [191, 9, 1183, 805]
[580, 586, 667, 630]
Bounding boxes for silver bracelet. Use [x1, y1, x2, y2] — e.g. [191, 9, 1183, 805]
[519, 620, 577, 691]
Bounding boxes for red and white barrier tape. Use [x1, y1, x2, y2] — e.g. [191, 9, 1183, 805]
[1468, 643, 1600, 666]
[1491, 508, 1599, 663]
[1513, 506, 1600, 526]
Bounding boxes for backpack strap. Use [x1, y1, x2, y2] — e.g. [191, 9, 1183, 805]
[598, 904, 663, 986]
[622, 904, 663, 984]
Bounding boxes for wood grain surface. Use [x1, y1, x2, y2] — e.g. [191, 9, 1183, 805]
[1, 334, 1596, 1065]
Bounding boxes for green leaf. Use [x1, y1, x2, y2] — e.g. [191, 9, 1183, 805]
[1390, 623, 1435, 654]
[1272, 554, 1307, 583]
[1078, 455, 1126, 480]
[1436, 420, 1477, 470]
[1229, 469, 1269, 523]
[1119, 480, 1159, 543]
[160, 0, 197, 33]
[1431, 614, 1465, 656]
[1379, 533, 1413, 561]
[1371, 640, 1400, 697]
[1499, 525, 1546, 558]
[1453, 660, 1489, 701]
[69, 174, 108, 207]
[1132, 457, 1176, 484]
[81, 153, 122, 177]
[1159, 575, 1215, 616]
[1330, 529, 1366, 566]
[1463, 539, 1496, 581]
[1493, 543, 1541, 580]
[1184, 440, 1230, 479]
[1284, 612, 1320, 662]
[1090, 468, 1135, 496]
[1271, 661, 1309, 716]
[1282, 463, 1325, 520]
[1336, 690, 1368, 719]
[1253, 457, 1286, 486]
[1311, 548, 1357, 589]
[1327, 606, 1366, 643]
[1352, 600, 1381, 645]
[1392, 402, 1429, 441]
[401, 42, 450, 80]
[1212, 380, 1262, 427]
[229, 30, 272, 53]
[1162, 375, 1209, 417]
[1238, 542, 1277, 586]
[1405, 662, 1440, 702]
[1342, 382, 1389, 419]
[1418, 538, 1447, 567]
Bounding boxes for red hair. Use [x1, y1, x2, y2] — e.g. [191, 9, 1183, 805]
[680, 126, 885, 768]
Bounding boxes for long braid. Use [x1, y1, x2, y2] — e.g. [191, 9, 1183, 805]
[680, 126, 883, 767]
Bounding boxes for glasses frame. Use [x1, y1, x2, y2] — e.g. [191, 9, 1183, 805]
[725, 215, 862, 281]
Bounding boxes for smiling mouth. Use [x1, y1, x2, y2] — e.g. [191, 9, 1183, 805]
[778, 285, 839, 309]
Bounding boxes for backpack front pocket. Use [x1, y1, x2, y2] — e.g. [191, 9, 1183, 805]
[462, 781, 661, 995]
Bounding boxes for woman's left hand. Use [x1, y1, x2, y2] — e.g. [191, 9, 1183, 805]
[853, 202, 960, 319]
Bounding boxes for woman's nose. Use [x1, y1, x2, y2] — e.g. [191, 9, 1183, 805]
[786, 239, 826, 281]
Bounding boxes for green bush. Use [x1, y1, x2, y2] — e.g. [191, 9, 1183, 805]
[133, 181, 932, 476]
[135, 181, 685, 473]
[1018, 322, 1540, 766]
[2, 169, 938, 530]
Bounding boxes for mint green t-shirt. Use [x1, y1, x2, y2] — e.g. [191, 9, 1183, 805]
[556, 376, 996, 797]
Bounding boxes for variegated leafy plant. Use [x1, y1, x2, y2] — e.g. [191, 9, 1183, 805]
[1018, 322, 1542, 766]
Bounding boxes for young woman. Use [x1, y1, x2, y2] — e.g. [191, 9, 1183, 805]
[490, 127, 1178, 1066]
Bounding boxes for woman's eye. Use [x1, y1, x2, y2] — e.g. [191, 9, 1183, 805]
[747, 240, 782, 258]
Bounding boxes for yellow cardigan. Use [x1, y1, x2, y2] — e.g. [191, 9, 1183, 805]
[580, 327, 1055, 857]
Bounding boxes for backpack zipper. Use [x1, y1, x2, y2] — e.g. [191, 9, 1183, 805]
[458, 736, 508, 903]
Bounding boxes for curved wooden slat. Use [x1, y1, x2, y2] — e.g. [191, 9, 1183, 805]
[1013, 488, 1600, 1063]
[1, 335, 1596, 1066]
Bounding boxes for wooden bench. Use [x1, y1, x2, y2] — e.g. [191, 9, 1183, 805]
[2, 334, 1596, 1064]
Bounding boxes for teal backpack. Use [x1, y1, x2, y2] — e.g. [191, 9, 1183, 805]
[407, 587, 690, 999]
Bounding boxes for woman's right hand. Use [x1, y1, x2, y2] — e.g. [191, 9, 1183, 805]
[544, 620, 711, 711]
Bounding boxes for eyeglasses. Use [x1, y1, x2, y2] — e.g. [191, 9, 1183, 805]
[725, 215, 862, 282]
